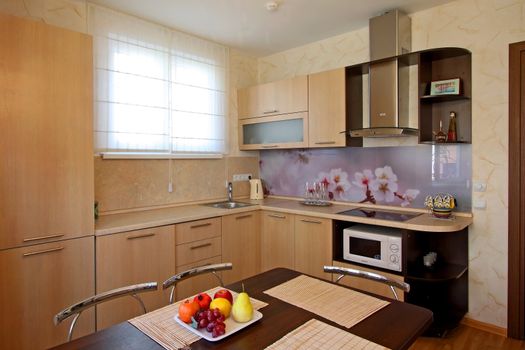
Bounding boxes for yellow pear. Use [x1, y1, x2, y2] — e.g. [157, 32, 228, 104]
[232, 284, 253, 323]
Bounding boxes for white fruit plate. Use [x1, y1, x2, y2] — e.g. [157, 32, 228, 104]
[174, 310, 263, 342]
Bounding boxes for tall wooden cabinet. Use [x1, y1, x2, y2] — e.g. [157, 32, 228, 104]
[222, 212, 261, 284]
[0, 14, 95, 349]
[0, 13, 94, 250]
[96, 226, 176, 330]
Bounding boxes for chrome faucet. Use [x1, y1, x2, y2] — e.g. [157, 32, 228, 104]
[227, 182, 233, 202]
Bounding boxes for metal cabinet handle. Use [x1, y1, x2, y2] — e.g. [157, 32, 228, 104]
[268, 214, 286, 219]
[263, 109, 278, 114]
[300, 219, 322, 224]
[314, 141, 336, 145]
[235, 214, 253, 220]
[262, 145, 279, 149]
[190, 243, 212, 250]
[127, 233, 155, 240]
[190, 223, 212, 229]
[23, 234, 64, 243]
[23, 246, 64, 257]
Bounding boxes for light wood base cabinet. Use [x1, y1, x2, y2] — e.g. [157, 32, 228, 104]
[96, 226, 175, 330]
[174, 218, 222, 301]
[261, 211, 295, 271]
[0, 237, 95, 349]
[331, 260, 405, 301]
[221, 212, 261, 284]
[294, 215, 332, 280]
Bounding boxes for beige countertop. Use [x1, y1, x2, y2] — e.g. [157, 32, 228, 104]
[95, 197, 473, 236]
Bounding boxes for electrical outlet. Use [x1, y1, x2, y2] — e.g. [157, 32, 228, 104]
[473, 198, 486, 209]
[473, 182, 487, 192]
[168, 182, 174, 193]
[232, 173, 252, 182]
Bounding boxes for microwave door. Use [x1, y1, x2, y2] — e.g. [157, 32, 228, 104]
[349, 236, 382, 260]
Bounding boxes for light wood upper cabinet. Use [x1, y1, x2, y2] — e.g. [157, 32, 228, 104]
[261, 211, 295, 272]
[0, 13, 94, 250]
[308, 68, 348, 147]
[96, 226, 176, 330]
[294, 215, 332, 280]
[331, 260, 405, 301]
[221, 212, 261, 284]
[0, 237, 95, 349]
[238, 75, 308, 119]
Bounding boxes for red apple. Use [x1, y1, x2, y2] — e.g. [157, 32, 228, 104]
[193, 292, 212, 310]
[213, 289, 233, 305]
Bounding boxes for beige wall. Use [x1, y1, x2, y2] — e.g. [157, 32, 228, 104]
[258, 0, 525, 328]
[0, 0, 261, 213]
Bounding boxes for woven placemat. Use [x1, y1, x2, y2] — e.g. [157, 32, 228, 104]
[129, 286, 268, 350]
[265, 319, 390, 350]
[264, 275, 389, 329]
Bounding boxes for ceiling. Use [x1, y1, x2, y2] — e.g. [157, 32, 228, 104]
[89, 0, 454, 56]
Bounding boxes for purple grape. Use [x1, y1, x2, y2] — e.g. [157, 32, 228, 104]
[216, 314, 225, 323]
[198, 318, 208, 329]
[212, 309, 221, 318]
[206, 321, 216, 333]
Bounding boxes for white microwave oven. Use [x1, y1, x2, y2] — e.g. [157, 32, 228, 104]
[343, 224, 402, 272]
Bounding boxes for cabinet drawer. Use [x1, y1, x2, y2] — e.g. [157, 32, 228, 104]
[176, 237, 221, 266]
[176, 218, 221, 245]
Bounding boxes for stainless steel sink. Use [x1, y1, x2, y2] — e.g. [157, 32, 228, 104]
[203, 201, 254, 209]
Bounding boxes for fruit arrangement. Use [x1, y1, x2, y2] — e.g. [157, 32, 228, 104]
[177, 287, 254, 339]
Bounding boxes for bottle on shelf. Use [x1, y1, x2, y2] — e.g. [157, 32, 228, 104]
[447, 111, 457, 142]
[433, 120, 447, 143]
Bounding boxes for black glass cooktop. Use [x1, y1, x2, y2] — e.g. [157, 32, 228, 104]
[338, 208, 421, 222]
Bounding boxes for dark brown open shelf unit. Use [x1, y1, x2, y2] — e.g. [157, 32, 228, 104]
[332, 221, 468, 337]
[344, 47, 472, 146]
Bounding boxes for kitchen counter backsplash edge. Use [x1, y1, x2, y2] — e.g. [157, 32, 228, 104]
[95, 196, 473, 236]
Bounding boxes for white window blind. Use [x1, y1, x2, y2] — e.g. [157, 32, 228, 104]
[89, 5, 227, 155]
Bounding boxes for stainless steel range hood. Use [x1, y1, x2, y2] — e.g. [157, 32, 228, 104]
[350, 10, 418, 138]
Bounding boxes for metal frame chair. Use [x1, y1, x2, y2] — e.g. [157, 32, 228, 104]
[323, 265, 410, 300]
[54, 282, 158, 342]
[162, 262, 233, 304]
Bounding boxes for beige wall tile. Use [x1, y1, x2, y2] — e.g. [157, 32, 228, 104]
[95, 156, 259, 213]
[226, 156, 260, 197]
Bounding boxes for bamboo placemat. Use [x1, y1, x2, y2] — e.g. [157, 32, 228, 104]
[265, 319, 390, 350]
[264, 275, 389, 329]
[129, 286, 268, 350]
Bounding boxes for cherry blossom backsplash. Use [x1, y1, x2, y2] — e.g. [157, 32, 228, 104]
[260, 145, 472, 211]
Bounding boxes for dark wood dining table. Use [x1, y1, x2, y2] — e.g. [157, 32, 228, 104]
[52, 268, 432, 350]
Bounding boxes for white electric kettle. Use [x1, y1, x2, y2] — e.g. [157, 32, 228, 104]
[249, 179, 264, 200]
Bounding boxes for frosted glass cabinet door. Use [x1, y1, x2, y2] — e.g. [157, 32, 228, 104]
[239, 112, 308, 150]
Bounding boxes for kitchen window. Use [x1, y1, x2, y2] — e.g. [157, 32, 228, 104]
[89, 5, 227, 157]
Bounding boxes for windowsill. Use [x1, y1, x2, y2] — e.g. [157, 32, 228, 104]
[98, 152, 224, 160]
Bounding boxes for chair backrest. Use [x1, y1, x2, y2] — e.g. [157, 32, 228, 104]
[54, 282, 157, 342]
[323, 265, 410, 300]
[162, 262, 233, 304]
